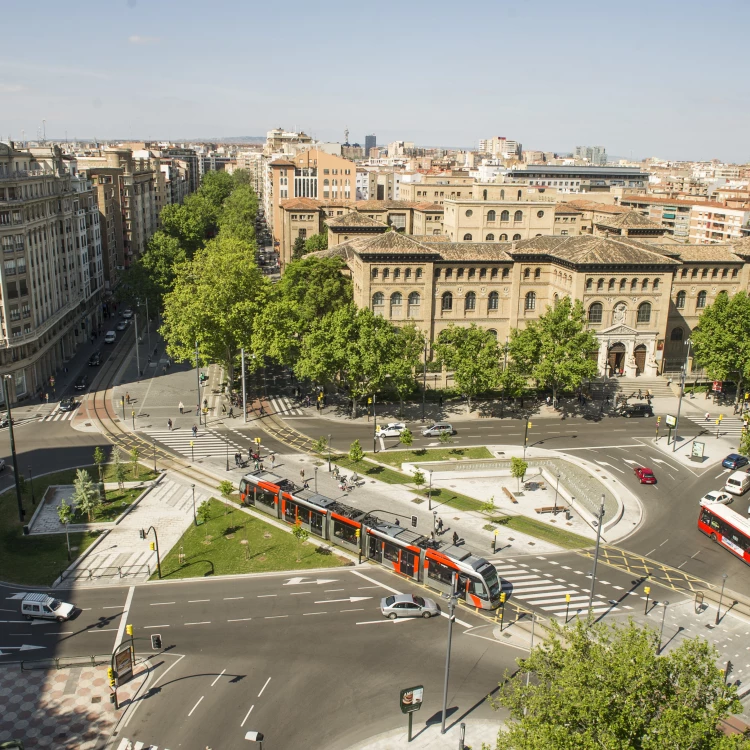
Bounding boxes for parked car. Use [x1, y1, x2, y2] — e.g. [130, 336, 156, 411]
[622, 404, 653, 418]
[21, 593, 75, 622]
[58, 398, 77, 412]
[74, 375, 88, 391]
[88, 351, 101, 367]
[700, 490, 733, 506]
[721, 453, 749, 470]
[375, 422, 407, 438]
[422, 423, 454, 437]
[0, 414, 12, 428]
[122, 308, 133, 319]
[724, 471, 750, 496]
[116, 320, 128, 331]
[380, 594, 439, 620]
[634, 466, 656, 484]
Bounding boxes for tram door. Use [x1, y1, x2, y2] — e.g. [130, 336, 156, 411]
[457, 574, 470, 601]
[310, 510, 323, 536]
[368, 536, 383, 563]
[401, 549, 417, 578]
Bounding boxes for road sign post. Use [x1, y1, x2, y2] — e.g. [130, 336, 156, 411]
[400, 685, 424, 742]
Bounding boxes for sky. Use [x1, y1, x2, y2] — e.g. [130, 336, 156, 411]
[2, 0, 749, 163]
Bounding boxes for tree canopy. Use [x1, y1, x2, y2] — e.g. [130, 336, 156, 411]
[490, 617, 745, 750]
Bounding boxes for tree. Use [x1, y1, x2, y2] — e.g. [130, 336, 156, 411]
[304, 233, 328, 253]
[72, 469, 101, 522]
[113, 450, 127, 491]
[510, 457, 527, 492]
[57, 499, 74, 561]
[740, 428, 750, 457]
[198, 171, 235, 210]
[197, 499, 211, 535]
[161, 235, 269, 383]
[129, 446, 140, 479]
[141, 232, 186, 296]
[292, 523, 310, 562]
[691, 292, 750, 406]
[509, 296, 599, 407]
[412, 469, 425, 490]
[388, 323, 424, 417]
[348, 439, 364, 463]
[434, 324, 502, 412]
[218, 185, 258, 245]
[399, 428, 413, 447]
[488, 617, 743, 750]
[218, 480, 234, 515]
[93, 446, 106, 482]
[311, 436, 329, 455]
[160, 194, 219, 257]
[292, 236, 307, 260]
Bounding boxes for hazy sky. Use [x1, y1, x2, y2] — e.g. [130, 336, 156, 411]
[2, 0, 748, 162]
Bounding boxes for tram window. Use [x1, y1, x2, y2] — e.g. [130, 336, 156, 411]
[284, 501, 296, 522]
[297, 506, 310, 524]
[427, 559, 455, 585]
[310, 511, 323, 535]
[383, 542, 400, 563]
[472, 581, 486, 597]
[369, 537, 383, 562]
[333, 519, 358, 545]
[257, 488, 276, 509]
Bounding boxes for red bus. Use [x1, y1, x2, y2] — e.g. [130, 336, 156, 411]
[698, 503, 750, 565]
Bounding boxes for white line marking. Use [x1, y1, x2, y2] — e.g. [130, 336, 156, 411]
[257, 594, 277, 598]
[113, 586, 134, 652]
[188, 599, 210, 603]
[341, 608, 365, 612]
[211, 668, 226, 687]
[258, 676, 271, 697]
[264, 615, 288, 619]
[289, 592, 310, 595]
[185, 621, 211, 626]
[241, 705, 255, 727]
[102, 606, 124, 610]
[303, 612, 327, 616]
[143, 625, 169, 629]
[188, 696, 204, 717]
[351, 570, 402, 595]
[324, 589, 345, 592]
[224, 597, 243, 600]
[150, 602, 176, 606]
[228, 618, 252, 622]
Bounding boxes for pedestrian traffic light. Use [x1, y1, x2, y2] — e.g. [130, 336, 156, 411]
[151, 634, 162, 650]
[411, 515, 417, 528]
[527, 422, 532, 429]
[355, 529, 360, 538]
[500, 592, 506, 604]
[107, 667, 115, 687]
[139, 529, 145, 539]
[656, 416, 661, 423]
[149, 542, 155, 551]
[125, 624, 133, 637]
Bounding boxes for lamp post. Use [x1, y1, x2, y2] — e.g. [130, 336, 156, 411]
[3, 376, 24, 522]
[140, 525, 162, 578]
[440, 574, 458, 735]
[587, 494, 606, 616]
[191, 484, 196, 526]
[553, 471, 561, 514]
[501, 335, 509, 418]
[716, 573, 728, 625]
[372, 393, 377, 454]
[422, 341, 427, 422]
[672, 338, 691, 453]
[226, 438, 230, 472]
[658, 600, 670, 654]
[195, 340, 201, 426]
[152, 440, 157, 473]
[241, 348, 248, 423]
[134, 311, 140, 377]
[428, 471, 433, 510]
[314, 466, 318, 493]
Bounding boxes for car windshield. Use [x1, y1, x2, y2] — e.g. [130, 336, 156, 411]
[384, 596, 395, 606]
[50, 599, 62, 610]
[413, 596, 425, 606]
[644, 471, 653, 477]
[479, 565, 500, 598]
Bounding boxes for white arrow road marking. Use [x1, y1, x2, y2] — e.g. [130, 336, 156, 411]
[314, 596, 372, 604]
[593, 461, 625, 474]
[622, 459, 639, 465]
[283, 577, 338, 586]
[356, 618, 417, 625]
[5, 593, 28, 600]
[0, 644, 45, 654]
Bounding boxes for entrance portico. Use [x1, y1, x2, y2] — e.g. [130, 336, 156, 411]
[596, 324, 659, 378]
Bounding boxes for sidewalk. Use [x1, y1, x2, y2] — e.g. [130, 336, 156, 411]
[344, 719, 505, 750]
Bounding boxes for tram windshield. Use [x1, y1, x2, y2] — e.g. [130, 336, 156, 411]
[478, 564, 501, 600]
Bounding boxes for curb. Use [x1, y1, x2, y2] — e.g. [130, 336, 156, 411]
[52, 528, 111, 588]
[114, 471, 166, 526]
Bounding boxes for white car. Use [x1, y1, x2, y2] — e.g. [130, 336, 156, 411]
[700, 490, 733, 506]
[375, 422, 407, 438]
[122, 308, 133, 319]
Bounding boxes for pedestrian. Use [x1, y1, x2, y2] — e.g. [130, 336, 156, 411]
[222, 403, 227, 415]
[452, 531, 459, 545]
[300, 468, 305, 481]
[270, 453, 276, 468]
[259, 404, 265, 416]
[395, 518, 400, 526]
[259, 461, 264, 472]
[167, 418, 173, 431]
[192, 424, 198, 438]
[638, 389, 642, 400]
[179, 401, 184, 414]
[235, 452, 241, 467]
[203, 398, 208, 410]
[705, 412, 710, 422]
[430, 530, 436, 544]
[126, 392, 130, 404]
[229, 407, 234, 418]
[254, 459, 260, 471]
[437, 517, 444, 534]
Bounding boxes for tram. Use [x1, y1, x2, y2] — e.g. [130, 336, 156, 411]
[238, 470, 502, 610]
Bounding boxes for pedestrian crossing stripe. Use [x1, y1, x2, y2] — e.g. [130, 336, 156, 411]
[116, 739, 170, 750]
[39, 408, 76, 422]
[140, 428, 243, 460]
[270, 395, 304, 417]
[687, 415, 746, 435]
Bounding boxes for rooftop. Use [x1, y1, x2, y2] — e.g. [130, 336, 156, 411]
[326, 211, 389, 229]
[595, 210, 665, 231]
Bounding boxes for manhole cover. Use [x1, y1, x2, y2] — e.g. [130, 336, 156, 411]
[91, 696, 101, 704]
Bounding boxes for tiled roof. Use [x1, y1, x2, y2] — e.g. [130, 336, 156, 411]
[620, 194, 698, 208]
[413, 202, 445, 212]
[354, 200, 422, 210]
[280, 197, 323, 210]
[563, 200, 629, 214]
[554, 204, 583, 215]
[325, 211, 389, 229]
[424, 243, 514, 261]
[269, 158, 296, 167]
[353, 232, 441, 256]
[411, 234, 451, 242]
[658, 245, 743, 262]
[595, 210, 665, 230]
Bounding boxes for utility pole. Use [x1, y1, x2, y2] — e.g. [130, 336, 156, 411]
[672, 338, 691, 452]
[3, 376, 25, 522]
[587, 494, 606, 615]
[372, 393, 377, 454]
[145, 297, 151, 355]
[441, 574, 458, 734]
[241, 348, 247, 423]
[195, 340, 201, 425]
[134, 312, 140, 377]
[422, 342, 427, 422]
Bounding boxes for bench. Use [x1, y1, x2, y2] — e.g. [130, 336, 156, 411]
[502, 486, 518, 504]
[535, 506, 560, 515]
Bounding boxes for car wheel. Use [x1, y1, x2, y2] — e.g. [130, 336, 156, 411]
[56, 616, 65, 623]
[710, 533, 717, 542]
[24, 614, 32, 621]
[388, 613, 398, 620]
[625, 413, 631, 418]
[422, 611, 432, 619]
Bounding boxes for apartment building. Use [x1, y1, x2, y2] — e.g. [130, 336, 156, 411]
[356, 169, 377, 200]
[507, 165, 650, 193]
[574, 146, 607, 165]
[619, 195, 695, 239]
[689, 203, 750, 244]
[399, 174, 475, 204]
[0, 142, 104, 403]
[479, 137, 522, 160]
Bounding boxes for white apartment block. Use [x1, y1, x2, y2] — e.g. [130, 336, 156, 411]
[689, 204, 750, 244]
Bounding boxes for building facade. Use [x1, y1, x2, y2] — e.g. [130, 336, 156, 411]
[365, 135, 376, 158]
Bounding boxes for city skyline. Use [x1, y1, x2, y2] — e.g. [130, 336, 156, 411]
[2, 0, 749, 163]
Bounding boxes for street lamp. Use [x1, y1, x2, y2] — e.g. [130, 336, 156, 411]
[191, 484, 196, 526]
[553, 471, 561, 514]
[427, 471, 433, 510]
[587, 494, 606, 615]
[314, 466, 318, 493]
[440, 574, 458, 735]
[422, 341, 427, 422]
[672, 338, 691, 453]
[716, 573, 728, 625]
[195, 340, 201, 426]
[658, 600, 670, 654]
[153, 440, 157, 473]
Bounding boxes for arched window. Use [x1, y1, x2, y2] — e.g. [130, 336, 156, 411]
[434, 268, 441, 279]
[692, 268, 698, 278]
[416, 268, 423, 279]
[514, 210, 523, 222]
[588, 302, 603, 323]
[702, 268, 708, 278]
[445, 268, 453, 278]
[491, 268, 498, 279]
[642, 278, 649, 290]
[671, 327, 683, 341]
[390, 292, 402, 306]
[404, 268, 411, 279]
[393, 268, 401, 279]
[608, 278, 615, 290]
[487, 210, 496, 221]
[372, 292, 384, 306]
[524, 268, 530, 279]
[480, 268, 487, 279]
[488, 291, 499, 310]
[653, 278, 659, 290]
[371, 268, 378, 279]
[433, 228, 441, 235]
[487, 329, 498, 339]
[631, 278, 638, 290]
[482, 189, 488, 201]
[597, 278, 604, 291]
[408, 291, 420, 306]
[502, 268, 510, 278]
[637, 302, 651, 323]
[517, 190, 522, 200]
[534, 268, 541, 279]
[463, 233, 473, 241]
[712, 268, 718, 278]
[586, 279, 593, 291]
[500, 189, 505, 199]
[486, 234, 495, 241]
[468, 268, 476, 279]
[323, 178, 329, 185]
[441, 292, 453, 311]
[620, 278, 627, 290]
[500, 210, 510, 221]
[676, 290, 686, 309]
[697, 290, 707, 309]
[525, 291, 536, 311]
[382, 268, 390, 280]
[465, 291, 476, 310]
[499, 233, 508, 240]
[513, 234, 522, 241]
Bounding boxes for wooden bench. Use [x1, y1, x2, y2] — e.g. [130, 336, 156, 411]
[503, 486, 518, 504]
[535, 506, 560, 514]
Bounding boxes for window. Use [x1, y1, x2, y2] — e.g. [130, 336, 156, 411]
[608, 278, 615, 290]
[653, 278, 660, 290]
[468, 268, 475, 279]
[465, 291, 476, 310]
[457, 268, 464, 279]
[712, 268, 718, 278]
[588, 303, 603, 323]
[393, 268, 400, 279]
[390, 291, 402, 307]
[463, 233, 473, 241]
[671, 327, 683, 341]
[514, 210, 523, 222]
[642, 278, 649, 290]
[697, 290, 707, 309]
[524, 268, 530, 279]
[441, 292, 453, 311]
[465, 209, 473, 217]
[534, 268, 541, 279]
[586, 279, 593, 291]
[537, 210, 544, 218]
[404, 268, 411, 279]
[702, 268, 708, 278]
[372, 292, 384, 306]
[722, 268, 728, 278]
[382, 268, 389, 280]
[499, 233, 508, 240]
[408, 291, 420, 306]
[676, 290, 686, 309]
[500, 210, 510, 221]
[620, 279, 627, 290]
[487, 210, 496, 221]
[416, 268, 423, 279]
[491, 268, 498, 279]
[482, 189, 488, 201]
[500, 189, 505, 199]
[525, 291, 536, 311]
[691, 268, 698, 278]
[513, 234, 522, 241]
[445, 268, 453, 279]
[732, 269, 739, 278]
[434, 268, 441, 279]
[681, 268, 688, 278]
[486, 234, 495, 241]
[502, 268, 510, 278]
[631, 278, 638, 290]
[480, 268, 487, 279]
[488, 291, 499, 310]
[517, 190, 522, 200]
[637, 302, 651, 323]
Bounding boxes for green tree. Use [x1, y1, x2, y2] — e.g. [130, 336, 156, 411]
[57, 499, 74, 561]
[218, 480, 234, 515]
[198, 171, 235, 209]
[113, 450, 127, 491]
[348, 439, 364, 463]
[129, 446, 140, 479]
[510, 456, 528, 492]
[388, 323, 424, 417]
[304, 233, 328, 253]
[115, 259, 161, 311]
[292, 523, 310, 562]
[160, 194, 219, 257]
[399, 428, 413, 447]
[489, 617, 743, 750]
[218, 185, 258, 244]
[197, 499, 211, 536]
[72, 469, 101, 522]
[509, 296, 599, 407]
[93, 446, 106, 482]
[161, 235, 269, 383]
[691, 291, 750, 407]
[412, 468, 425, 490]
[499, 364, 527, 405]
[311, 436, 329, 455]
[434, 324, 501, 412]
[739, 428, 750, 457]
[141, 232, 186, 295]
[292, 236, 307, 260]
[438, 429, 452, 445]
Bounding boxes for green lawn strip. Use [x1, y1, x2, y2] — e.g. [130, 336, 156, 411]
[413, 487, 486, 513]
[101, 463, 158, 483]
[491, 515, 594, 550]
[154, 499, 349, 579]
[77, 487, 143, 523]
[333, 456, 409, 485]
[370, 446, 493, 468]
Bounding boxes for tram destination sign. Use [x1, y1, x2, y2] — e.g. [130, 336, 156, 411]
[400, 685, 424, 714]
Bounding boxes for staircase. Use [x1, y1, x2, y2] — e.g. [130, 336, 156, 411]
[588, 377, 676, 400]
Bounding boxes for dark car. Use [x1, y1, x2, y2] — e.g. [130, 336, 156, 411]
[58, 398, 77, 412]
[74, 375, 88, 391]
[722, 453, 749, 470]
[622, 404, 653, 418]
[88, 351, 101, 367]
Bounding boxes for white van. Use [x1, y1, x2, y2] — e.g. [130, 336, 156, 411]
[104, 330, 116, 344]
[21, 593, 75, 622]
[724, 471, 750, 496]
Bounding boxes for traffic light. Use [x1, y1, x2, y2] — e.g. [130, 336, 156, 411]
[107, 667, 115, 687]
[149, 541, 155, 551]
[411, 515, 417, 528]
[139, 529, 145, 539]
[500, 592, 506, 604]
[725, 660, 733, 682]
[125, 624, 133, 638]
[354, 529, 360, 538]
[151, 633, 162, 650]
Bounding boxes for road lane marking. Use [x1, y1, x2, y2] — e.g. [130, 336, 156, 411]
[315, 597, 372, 604]
[264, 615, 288, 619]
[114, 586, 134, 652]
[303, 612, 327, 616]
[188, 599, 210, 603]
[341, 608, 365, 612]
[143, 625, 169, 629]
[241, 705, 255, 727]
[211, 668, 226, 687]
[224, 597, 243, 600]
[150, 602, 176, 606]
[257, 595, 277, 598]
[324, 589, 345, 592]
[102, 606, 124, 610]
[258, 677, 271, 697]
[357, 586, 381, 590]
[228, 618, 252, 622]
[185, 621, 211, 626]
[188, 696, 204, 717]
[289, 592, 311, 595]
[87, 628, 118, 633]
[351, 570, 402, 594]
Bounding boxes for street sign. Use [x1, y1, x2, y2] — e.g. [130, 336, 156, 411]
[400, 685, 424, 714]
[712, 380, 723, 392]
[665, 414, 676, 427]
[114, 643, 134, 686]
[691, 441, 705, 461]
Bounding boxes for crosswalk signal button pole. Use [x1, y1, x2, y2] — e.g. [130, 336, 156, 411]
[107, 667, 115, 687]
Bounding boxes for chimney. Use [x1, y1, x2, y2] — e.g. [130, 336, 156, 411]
[511, 241, 517, 251]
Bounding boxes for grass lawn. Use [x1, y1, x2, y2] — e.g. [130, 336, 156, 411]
[413, 487, 486, 513]
[155, 499, 350, 579]
[100, 462, 158, 484]
[492, 515, 594, 550]
[333, 456, 409, 485]
[371, 446, 493, 468]
[74, 486, 143, 523]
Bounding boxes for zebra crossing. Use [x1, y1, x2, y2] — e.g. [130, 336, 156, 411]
[686, 414, 746, 437]
[140, 427, 243, 460]
[115, 739, 170, 750]
[270, 395, 304, 417]
[39, 405, 77, 422]
[491, 557, 639, 619]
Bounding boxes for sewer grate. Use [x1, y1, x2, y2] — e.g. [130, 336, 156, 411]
[91, 696, 101, 704]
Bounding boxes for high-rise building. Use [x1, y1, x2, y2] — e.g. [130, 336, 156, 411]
[365, 135, 377, 158]
[575, 146, 608, 165]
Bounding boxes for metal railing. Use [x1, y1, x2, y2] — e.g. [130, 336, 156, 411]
[58, 560, 153, 582]
[20, 653, 111, 671]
